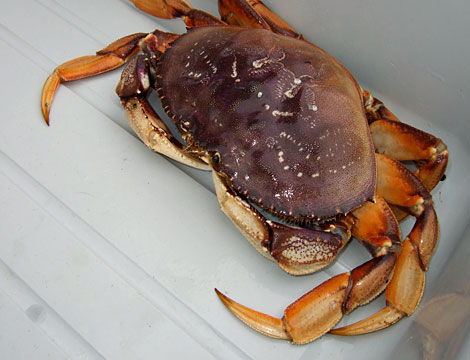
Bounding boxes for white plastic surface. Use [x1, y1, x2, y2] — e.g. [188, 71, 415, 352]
[1, 0, 469, 359]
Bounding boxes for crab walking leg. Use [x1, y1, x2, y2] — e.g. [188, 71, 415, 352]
[374, 154, 439, 270]
[216, 253, 398, 344]
[371, 119, 448, 192]
[41, 28, 182, 125]
[330, 155, 439, 335]
[41, 33, 149, 125]
[218, 0, 303, 38]
[130, 0, 226, 27]
[363, 90, 400, 122]
[350, 195, 401, 257]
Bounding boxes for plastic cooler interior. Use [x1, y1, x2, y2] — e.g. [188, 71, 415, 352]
[1, 0, 469, 359]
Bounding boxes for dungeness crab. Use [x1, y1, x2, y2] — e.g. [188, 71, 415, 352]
[41, 0, 449, 344]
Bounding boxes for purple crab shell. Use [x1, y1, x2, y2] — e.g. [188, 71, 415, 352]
[157, 26, 375, 220]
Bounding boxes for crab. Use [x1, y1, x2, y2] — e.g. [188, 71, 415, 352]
[41, 0, 448, 344]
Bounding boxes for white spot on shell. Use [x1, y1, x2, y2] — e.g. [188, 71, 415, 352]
[231, 60, 238, 78]
[272, 110, 294, 117]
[297, 172, 303, 177]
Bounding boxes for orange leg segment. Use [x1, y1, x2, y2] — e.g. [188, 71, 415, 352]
[215, 253, 398, 344]
[131, 0, 225, 26]
[350, 195, 401, 256]
[371, 119, 448, 192]
[41, 33, 148, 125]
[218, 0, 302, 38]
[330, 155, 439, 336]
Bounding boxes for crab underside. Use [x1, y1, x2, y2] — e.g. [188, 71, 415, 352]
[41, 0, 448, 344]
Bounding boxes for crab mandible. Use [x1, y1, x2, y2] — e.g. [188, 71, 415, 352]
[41, 0, 448, 344]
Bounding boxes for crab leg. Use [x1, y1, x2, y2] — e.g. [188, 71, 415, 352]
[350, 195, 401, 257]
[363, 90, 400, 123]
[371, 119, 448, 192]
[41, 33, 148, 125]
[130, 0, 225, 26]
[218, 0, 302, 38]
[41, 27, 183, 126]
[363, 90, 449, 192]
[330, 154, 439, 336]
[216, 252, 398, 343]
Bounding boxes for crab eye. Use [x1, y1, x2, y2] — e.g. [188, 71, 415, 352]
[211, 152, 221, 166]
